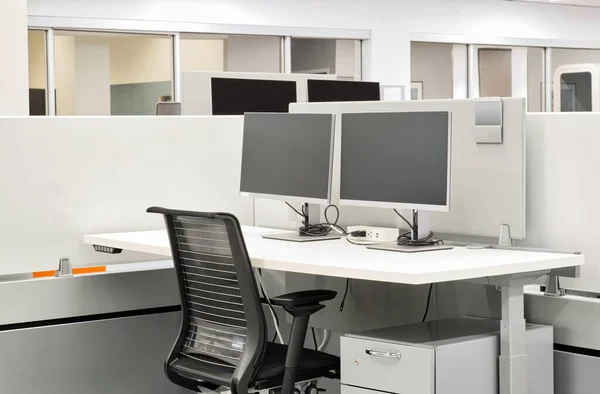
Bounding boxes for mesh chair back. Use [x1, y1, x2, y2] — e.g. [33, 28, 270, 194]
[148, 207, 266, 391]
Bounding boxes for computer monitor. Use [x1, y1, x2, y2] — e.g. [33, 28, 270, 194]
[240, 113, 340, 242]
[340, 111, 451, 211]
[307, 79, 381, 103]
[211, 77, 297, 115]
[341, 111, 452, 252]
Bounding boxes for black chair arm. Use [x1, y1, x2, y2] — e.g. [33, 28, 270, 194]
[268, 290, 337, 308]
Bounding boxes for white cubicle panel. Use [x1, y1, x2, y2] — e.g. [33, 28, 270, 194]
[181, 71, 337, 115]
[525, 113, 600, 293]
[0, 116, 252, 275]
[285, 98, 526, 240]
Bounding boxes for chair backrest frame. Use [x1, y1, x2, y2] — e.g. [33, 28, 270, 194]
[148, 207, 267, 394]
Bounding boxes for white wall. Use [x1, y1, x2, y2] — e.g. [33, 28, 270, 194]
[225, 35, 281, 73]
[29, 0, 600, 91]
[551, 47, 600, 76]
[336, 39, 357, 79]
[1, 0, 28, 115]
[410, 42, 453, 99]
[74, 37, 111, 115]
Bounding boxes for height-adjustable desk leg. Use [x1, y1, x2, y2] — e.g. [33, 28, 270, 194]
[500, 285, 527, 394]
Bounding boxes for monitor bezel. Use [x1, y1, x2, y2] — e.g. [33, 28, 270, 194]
[338, 110, 452, 213]
[239, 113, 336, 205]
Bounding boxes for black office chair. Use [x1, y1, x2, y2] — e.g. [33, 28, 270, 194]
[147, 207, 340, 394]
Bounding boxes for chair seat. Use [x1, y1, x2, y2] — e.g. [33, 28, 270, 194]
[170, 342, 340, 390]
[254, 342, 340, 385]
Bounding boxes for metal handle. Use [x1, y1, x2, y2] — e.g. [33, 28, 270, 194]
[365, 347, 402, 359]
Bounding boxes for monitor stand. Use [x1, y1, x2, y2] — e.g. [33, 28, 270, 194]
[368, 210, 454, 253]
[261, 203, 342, 243]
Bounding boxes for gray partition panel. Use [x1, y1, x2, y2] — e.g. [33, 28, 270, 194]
[0, 312, 188, 394]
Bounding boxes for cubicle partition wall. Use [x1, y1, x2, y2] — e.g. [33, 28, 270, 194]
[181, 71, 337, 115]
[524, 113, 600, 293]
[522, 113, 600, 394]
[0, 115, 255, 393]
[287, 98, 527, 240]
[0, 116, 252, 275]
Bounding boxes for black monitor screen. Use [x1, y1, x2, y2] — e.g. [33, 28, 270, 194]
[341, 111, 451, 208]
[307, 79, 380, 103]
[211, 77, 297, 115]
[240, 113, 335, 201]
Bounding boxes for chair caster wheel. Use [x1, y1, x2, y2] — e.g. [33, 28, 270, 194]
[293, 389, 302, 394]
[304, 383, 321, 394]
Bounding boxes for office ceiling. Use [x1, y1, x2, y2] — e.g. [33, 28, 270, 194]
[514, 0, 600, 7]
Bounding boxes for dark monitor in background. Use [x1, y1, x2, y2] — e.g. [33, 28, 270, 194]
[211, 77, 297, 115]
[307, 79, 381, 103]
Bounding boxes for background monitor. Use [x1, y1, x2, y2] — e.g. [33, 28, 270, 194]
[240, 113, 335, 203]
[340, 111, 451, 211]
[211, 77, 297, 115]
[307, 79, 381, 103]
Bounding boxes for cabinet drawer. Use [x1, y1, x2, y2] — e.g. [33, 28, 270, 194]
[341, 336, 434, 394]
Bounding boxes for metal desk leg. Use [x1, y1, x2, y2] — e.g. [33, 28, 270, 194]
[500, 285, 527, 394]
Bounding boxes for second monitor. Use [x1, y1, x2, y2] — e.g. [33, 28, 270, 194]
[340, 111, 452, 252]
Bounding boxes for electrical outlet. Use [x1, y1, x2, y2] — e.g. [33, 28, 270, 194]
[347, 225, 399, 243]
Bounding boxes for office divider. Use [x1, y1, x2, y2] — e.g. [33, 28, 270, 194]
[0, 116, 252, 275]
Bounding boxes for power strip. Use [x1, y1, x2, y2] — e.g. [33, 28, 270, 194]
[347, 225, 399, 243]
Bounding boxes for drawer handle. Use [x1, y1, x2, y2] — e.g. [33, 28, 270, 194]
[365, 348, 402, 359]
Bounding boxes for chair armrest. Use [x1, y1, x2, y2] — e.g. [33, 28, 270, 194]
[268, 290, 337, 308]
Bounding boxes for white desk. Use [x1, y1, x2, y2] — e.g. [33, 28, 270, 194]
[85, 226, 583, 394]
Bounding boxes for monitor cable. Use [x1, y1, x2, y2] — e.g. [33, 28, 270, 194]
[393, 209, 444, 247]
[422, 284, 434, 322]
[285, 202, 347, 237]
[256, 268, 285, 344]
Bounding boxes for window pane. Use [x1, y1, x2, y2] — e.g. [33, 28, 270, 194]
[478, 48, 512, 97]
[181, 34, 281, 74]
[527, 47, 545, 112]
[225, 35, 281, 73]
[551, 48, 600, 112]
[411, 42, 453, 99]
[290, 38, 360, 80]
[180, 34, 225, 72]
[54, 31, 173, 116]
[28, 30, 48, 115]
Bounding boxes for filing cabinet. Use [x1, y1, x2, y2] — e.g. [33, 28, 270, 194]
[341, 317, 553, 394]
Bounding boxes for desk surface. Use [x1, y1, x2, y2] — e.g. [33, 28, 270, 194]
[85, 226, 583, 285]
